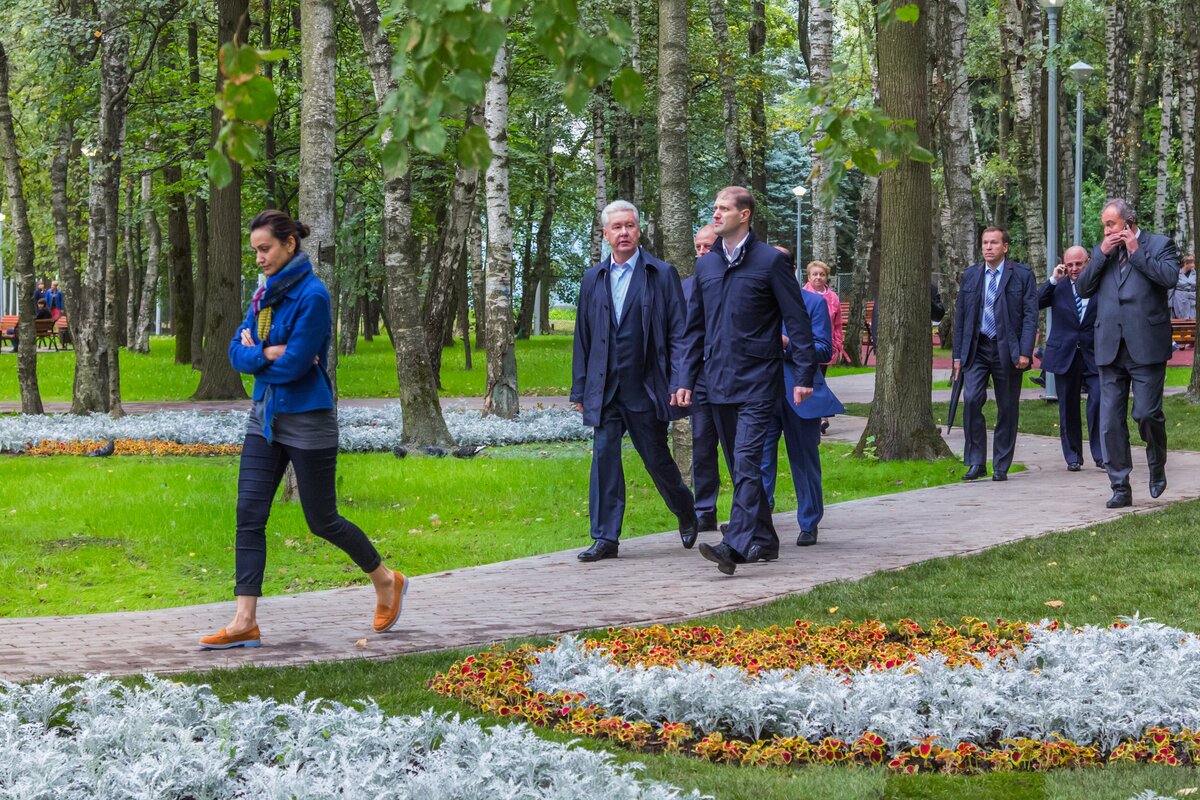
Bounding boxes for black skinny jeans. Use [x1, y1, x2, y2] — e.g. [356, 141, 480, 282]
[234, 433, 381, 596]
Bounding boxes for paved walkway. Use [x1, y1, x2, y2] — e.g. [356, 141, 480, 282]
[3, 413, 1197, 682]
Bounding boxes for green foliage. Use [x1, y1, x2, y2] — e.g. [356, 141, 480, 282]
[207, 43, 283, 188]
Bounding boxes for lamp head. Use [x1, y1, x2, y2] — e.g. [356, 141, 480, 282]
[1069, 61, 1095, 83]
[792, 185, 807, 198]
[1039, 0, 1066, 8]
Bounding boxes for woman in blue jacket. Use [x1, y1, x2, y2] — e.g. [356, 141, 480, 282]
[199, 209, 406, 649]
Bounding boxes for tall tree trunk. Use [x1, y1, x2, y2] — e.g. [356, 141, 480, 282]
[1154, 33, 1176, 233]
[590, 90, 608, 264]
[1182, 16, 1199, 253]
[807, 0, 836, 264]
[748, 0, 769, 241]
[133, 171, 161, 352]
[516, 116, 556, 339]
[300, 0, 338, 395]
[844, 175, 879, 367]
[349, 0, 454, 445]
[630, 0, 645, 213]
[482, 17, 520, 418]
[424, 105, 483, 379]
[188, 22, 208, 369]
[994, 76, 1012, 229]
[124, 177, 141, 349]
[50, 121, 80, 349]
[1105, 0, 1132, 200]
[163, 163, 194, 364]
[0, 40, 43, 414]
[969, 115, 993, 227]
[709, 0, 747, 185]
[470, 202, 486, 349]
[457, 235, 472, 368]
[194, 0, 251, 400]
[999, 0, 1046, 278]
[1126, 1, 1157, 211]
[859, 0, 952, 461]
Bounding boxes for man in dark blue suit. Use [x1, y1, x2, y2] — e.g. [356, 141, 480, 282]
[570, 200, 698, 562]
[1038, 245, 1103, 472]
[761, 284, 845, 545]
[952, 227, 1038, 482]
[682, 224, 721, 533]
[675, 186, 816, 576]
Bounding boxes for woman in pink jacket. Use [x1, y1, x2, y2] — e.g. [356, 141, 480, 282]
[803, 261, 844, 370]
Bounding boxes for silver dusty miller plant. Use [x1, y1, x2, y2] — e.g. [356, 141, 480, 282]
[0, 675, 706, 800]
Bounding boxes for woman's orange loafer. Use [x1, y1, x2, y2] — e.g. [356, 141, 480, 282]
[373, 571, 408, 633]
[199, 625, 262, 650]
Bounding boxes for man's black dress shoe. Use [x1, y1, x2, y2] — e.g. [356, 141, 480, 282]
[797, 527, 818, 546]
[991, 472, 1007, 482]
[1095, 460, 1106, 469]
[1030, 374, 1046, 387]
[1067, 463, 1082, 472]
[962, 465, 987, 481]
[1106, 489, 1133, 509]
[696, 513, 719, 533]
[719, 522, 729, 536]
[577, 540, 619, 562]
[1149, 468, 1167, 499]
[744, 543, 779, 562]
[698, 542, 738, 575]
[678, 512, 699, 549]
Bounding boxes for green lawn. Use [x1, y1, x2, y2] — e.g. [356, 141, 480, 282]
[930, 366, 1193, 391]
[184, 497, 1200, 800]
[0, 334, 874, 402]
[0, 440, 961, 617]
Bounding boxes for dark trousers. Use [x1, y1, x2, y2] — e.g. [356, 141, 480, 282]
[962, 336, 1022, 474]
[1054, 352, 1103, 467]
[235, 433, 381, 596]
[712, 400, 777, 557]
[589, 399, 694, 542]
[690, 400, 720, 518]
[761, 399, 823, 531]
[1098, 341, 1168, 490]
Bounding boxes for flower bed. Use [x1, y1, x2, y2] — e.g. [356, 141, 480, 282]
[0, 675, 703, 799]
[430, 617, 1200, 774]
[0, 405, 590, 454]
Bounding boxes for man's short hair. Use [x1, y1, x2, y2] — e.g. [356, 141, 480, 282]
[717, 186, 756, 220]
[600, 200, 640, 229]
[1184, 255, 1196, 267]
[981, 226, 1011, 245]
[1102, 198, 1137, 224]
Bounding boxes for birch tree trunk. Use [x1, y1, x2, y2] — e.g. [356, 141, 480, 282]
[807, 0, 837, 265]
[1105, 0, 1132, 199]
[590, 91, 607, 265]
[859, 0, 952, 461]
[709, 0, 747, 186]
[133, 171, 161, 353]
[194, 0, 250, 400]
[999, 0, 1046, 277]
[50, 121, 80, 349]
[748, 0, 769, 241]
[1154, 42, 1175, 233]
[0, 40, 43, 414]
[349, 0, 454, 445]
[483, 20, 520, 419]
[188, 23, 207, 369]
[630, 0, 645, 213]
[163, 163, 194, 364]
[124, 179, 140, 348]
[1126, 2, 1157, 210]
[470, 202, 486, 350]
[1180, 28, 1198, 252]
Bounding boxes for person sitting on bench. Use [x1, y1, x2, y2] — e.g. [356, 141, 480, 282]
[4, 299, 51, 352]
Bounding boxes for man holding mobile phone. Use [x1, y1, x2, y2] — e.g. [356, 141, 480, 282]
[1076, 199, 1179, 508]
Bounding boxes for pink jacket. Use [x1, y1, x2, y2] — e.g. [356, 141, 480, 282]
[803, 283, 844, 365]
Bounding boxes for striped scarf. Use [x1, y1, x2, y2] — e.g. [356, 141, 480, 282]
[250, 252, 312, 344]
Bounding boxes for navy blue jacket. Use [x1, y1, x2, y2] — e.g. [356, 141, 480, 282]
[952, 260, 1038, 368]
[1038, 278, 1098, 375]
[570, 247, 688, 428]
[229, 268, 334, 433]
[679, 232, 816, 404]
[782, 290, 845, 420]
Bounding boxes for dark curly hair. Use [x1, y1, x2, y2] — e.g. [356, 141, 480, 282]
[249, 209, 310, 251]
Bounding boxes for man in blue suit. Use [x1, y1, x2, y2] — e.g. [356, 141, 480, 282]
[1038, 245, 1103, 472]
[682, 224, 721, 533]
[761, 279, 845, 546]
[570, 200, 698, 562]
[952, 227, 1038, 482]
[675, 186, 817, 576]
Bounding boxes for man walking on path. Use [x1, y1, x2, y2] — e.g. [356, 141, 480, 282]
[675, 186, 816, 576]
[1039, 245, 1103, 472]
[952, 227, 1038, 482]
[570, 200, 698, 562]
[682, 224, 721, 533]
[1076, 199, 1179, 508]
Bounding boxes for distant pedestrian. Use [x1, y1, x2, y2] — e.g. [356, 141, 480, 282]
[199, 208, 406, 650]
[44, 280, 64, 320]
[803, 260, 844, 369]
[1170, 255, 1196, 320]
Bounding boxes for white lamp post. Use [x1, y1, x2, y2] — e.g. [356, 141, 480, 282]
[1041, 0, 1066, 401]
[1069, 61, 1095, 246]
[792, 185, 807, 281]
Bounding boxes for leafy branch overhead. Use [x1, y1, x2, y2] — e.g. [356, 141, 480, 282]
[206, 0, 645, 186]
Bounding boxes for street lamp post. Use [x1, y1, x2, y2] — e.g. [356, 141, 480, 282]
[792, 185, 807, 285]
[1069, 61, 1095, 246]
[1041, 0, 1066, 401]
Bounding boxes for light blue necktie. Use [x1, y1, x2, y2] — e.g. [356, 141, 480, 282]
[980, 268, 1000, 338]
[1074, 282, 1084, 321]
[611, 261, 632, 326]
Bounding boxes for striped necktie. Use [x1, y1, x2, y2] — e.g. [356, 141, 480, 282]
[980, 268, 1000, 338]
[1073, 283, 1084, 321]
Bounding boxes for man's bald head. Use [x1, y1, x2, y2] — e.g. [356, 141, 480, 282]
[1063, 245, 1088, 281]
[694, 224, 716, 257]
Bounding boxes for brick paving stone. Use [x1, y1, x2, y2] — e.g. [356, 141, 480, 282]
[4, 410, 1197, 682]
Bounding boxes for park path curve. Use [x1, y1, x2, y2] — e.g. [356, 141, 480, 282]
[3, 412, 1198, 682]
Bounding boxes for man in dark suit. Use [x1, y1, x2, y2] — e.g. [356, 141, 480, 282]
[1076, 199, 1179, 508]
[683, 224, 721, 533]
[675, 186, 816, 576]
[761, 283, 845, 546]
[570, 200, 698, 562]
[952, 227, 1038, 482]
[1038, 245, 1103, 472]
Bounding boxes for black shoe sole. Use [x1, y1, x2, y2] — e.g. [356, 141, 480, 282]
[680, 535, 697, 550]
[698, 543, 736, 575]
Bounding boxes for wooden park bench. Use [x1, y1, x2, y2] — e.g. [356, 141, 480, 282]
[1172, 318, 1196, 350]
[838, 301, 875, 364]
[0, 314, 68, 350]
